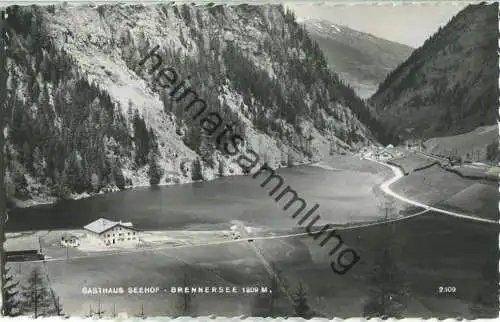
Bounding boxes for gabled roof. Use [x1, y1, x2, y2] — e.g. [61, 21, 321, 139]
[84, 218, 138, 234]
[84, 218, 120, 234]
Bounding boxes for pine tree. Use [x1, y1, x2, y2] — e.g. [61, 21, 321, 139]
[148, 151, 163, 185]
[218, 159, 225, 177]
[486, 142, 498, 162]
[3, 266, 22, 316]
[191, 158, 203, 181]
[32, 147, 45, 181]
[363, 199, 409, 318]
[48, 288, 63, 317]
[176, 270, 194, 316]
[293, 282, 311, 318]
[10, 165, 28, 198]
[66, 151, 85, 193]
[112, 162, 125, 190]
[363, 248, 408, 318]
[133, 111, 150, 167]
[51, 170, 71, 200]
[21, 266, 53, 318]
[90, 173, 100, 193]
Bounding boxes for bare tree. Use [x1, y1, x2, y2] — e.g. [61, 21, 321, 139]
[379, 197, 398, 225]
[85, 304, 94, 318]
[110, 303, 117, 317]
[135, 303, 146, 319]
[94, 297, 105, 318]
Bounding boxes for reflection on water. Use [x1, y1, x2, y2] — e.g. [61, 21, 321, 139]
[8, 163, 385, 232]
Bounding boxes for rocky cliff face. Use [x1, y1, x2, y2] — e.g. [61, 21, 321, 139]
[369, 2, 498, 141]
[303, 19, 413, 99]
[4, 4, 380, 206]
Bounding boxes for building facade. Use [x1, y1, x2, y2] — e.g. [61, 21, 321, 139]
[84, 218, 140, 246]
[5, 237, 44, 261]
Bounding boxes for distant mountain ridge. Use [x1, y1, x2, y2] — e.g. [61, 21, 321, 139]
[302, 19, 414, 98]
[369, 2, 498, 141]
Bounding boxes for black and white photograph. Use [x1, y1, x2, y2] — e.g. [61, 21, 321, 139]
[0, 1, 498, 319]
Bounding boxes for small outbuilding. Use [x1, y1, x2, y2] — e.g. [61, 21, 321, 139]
[61, 234, 80, 247]
[5, 237, 44, 262]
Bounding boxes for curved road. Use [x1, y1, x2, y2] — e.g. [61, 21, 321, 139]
[20, 155, 497, 265]
[368, 157, 498, 225]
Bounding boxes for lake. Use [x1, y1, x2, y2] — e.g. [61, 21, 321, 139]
[7, 157, 390, 232]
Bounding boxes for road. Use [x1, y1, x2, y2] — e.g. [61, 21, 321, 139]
[18, 152, 497, 266]
[368, 157, 498, 225]
[28, 206, 433, 265]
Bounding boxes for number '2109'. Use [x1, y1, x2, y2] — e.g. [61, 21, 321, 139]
[438, 286, 456, 293]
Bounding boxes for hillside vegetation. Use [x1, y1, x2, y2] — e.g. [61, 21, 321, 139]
[3, 4, 387, 206]
[370, 2, 498, 141]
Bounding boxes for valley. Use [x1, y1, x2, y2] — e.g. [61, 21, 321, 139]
[0, 1, 498, 320]
[5, 146, 498, 318]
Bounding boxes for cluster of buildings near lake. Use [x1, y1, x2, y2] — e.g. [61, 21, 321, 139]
[5, 218, 141, 262]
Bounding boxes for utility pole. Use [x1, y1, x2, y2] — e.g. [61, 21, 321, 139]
[0, 9, 8, 317]
[33, 269, 38, 318]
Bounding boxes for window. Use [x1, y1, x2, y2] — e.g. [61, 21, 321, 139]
[128, 232, 130, 235]
[133, 232, 136, 235]
[132, 237, 136, 240]
[127, 237, 130, 240]
[119, 233, 123, 236]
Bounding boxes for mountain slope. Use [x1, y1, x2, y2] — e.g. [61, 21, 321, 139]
[303, 19, 413, 99]
[4, 4, 381, 206]
[369, 2, 498, 141]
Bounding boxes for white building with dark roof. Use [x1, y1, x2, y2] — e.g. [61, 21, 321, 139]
[84, 218, 139, 246]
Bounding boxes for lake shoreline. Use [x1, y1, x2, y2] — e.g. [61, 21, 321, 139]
[9, 159, 320, 210]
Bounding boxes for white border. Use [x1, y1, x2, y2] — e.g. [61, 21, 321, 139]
[0, 0, 493, 5]
[0, 1, 498, 321]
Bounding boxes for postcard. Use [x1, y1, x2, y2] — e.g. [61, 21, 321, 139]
[0, 1, 498, 319]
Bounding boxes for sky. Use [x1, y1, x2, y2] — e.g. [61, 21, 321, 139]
[285, 2, 469, 48]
